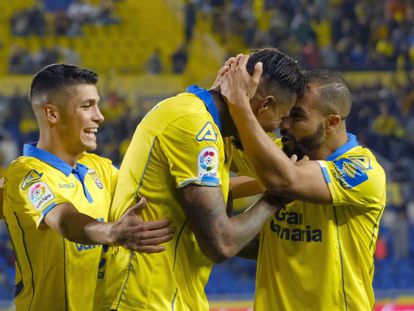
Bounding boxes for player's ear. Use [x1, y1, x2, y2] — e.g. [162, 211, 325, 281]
[326, 114, 342, 130]
[258, 95, 275, 114]
[43, 104, 60, 124]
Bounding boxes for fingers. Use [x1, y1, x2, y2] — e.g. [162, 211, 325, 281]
[289, 154, 298, 162]
[217, 65, 230, 77]
[238, 54, 249, 69]
[224, 56, 237, 67]
[136, 233, 175, 246]
[212, 65, 230, 88]
[123, 231, 175, 253]
[139, 225, 175, 239]
[127, 197, 147, 215]
[252, 61, 263, 84]
[142, 218, 173, 230]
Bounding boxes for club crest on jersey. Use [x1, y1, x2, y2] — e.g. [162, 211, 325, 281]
[331, 158, 369, 189]
[198, 147, 218, 178]
[196, 122, 218, 142]
[88, 170, 103, 189]
[28, 182, 54, 211]
[21, 169, 43, 190]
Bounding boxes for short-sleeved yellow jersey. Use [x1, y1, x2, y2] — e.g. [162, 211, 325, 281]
[254, 134, 386, 310]
[94, 85, 231, 311]
[3, 144, 118, 311]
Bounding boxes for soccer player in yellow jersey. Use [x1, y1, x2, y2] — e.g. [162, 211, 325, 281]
[94, 48, 305, 311]
[221, 65, 386, 310]
[2, 64, 173, 311]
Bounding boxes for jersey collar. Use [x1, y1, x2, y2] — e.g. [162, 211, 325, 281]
[186, 85, 222, 133]
[326, 133, 359, 161]
[23, 143, 89, 177]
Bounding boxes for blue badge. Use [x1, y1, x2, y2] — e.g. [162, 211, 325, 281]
[332, 157, 371, 189]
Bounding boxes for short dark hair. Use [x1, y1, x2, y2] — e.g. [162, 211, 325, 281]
[29, 63, 98, 103]
[246, 47, 305, 99]
[304, 69, 352, 118]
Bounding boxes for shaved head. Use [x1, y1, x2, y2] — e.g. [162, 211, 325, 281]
[304, 69, 352, 119]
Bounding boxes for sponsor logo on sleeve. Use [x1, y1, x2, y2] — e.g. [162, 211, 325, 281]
[21, 169, 43, 190]
[28, 182, 54, 211]
[198, 147, 219, 179]
[196, 122, 218, 142]
[331, 157, 371, 189]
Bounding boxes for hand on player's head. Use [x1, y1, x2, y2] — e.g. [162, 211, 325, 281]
[211, 56, 239, 89]
[220, 54, 263, 110]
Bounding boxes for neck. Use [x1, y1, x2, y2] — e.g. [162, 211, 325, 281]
[312, 128, 349, 160]
[37, 130, 78, 167]
[209, 90, 238, 137]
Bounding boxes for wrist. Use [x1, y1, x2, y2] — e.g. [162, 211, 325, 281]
[261, 193, 284, 211]
[228, 103, 254, 122]
[104, 222, 117, 245]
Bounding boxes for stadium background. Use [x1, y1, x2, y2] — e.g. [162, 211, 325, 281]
[0, 0, 413, 310]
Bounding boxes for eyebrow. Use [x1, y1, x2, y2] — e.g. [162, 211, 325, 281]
[81, 97, 100, 104]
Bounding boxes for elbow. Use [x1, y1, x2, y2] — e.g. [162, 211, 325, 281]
[209, 248, 233, 263]
[202, 242, 235, 263]
[262, 172, 296, 196]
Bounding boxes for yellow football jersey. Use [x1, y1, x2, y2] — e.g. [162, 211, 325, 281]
[231, 138, 282, 177]
[94, 85, 231, 311]
[254, 134, 386, 310]
[3, 144, 118, 311]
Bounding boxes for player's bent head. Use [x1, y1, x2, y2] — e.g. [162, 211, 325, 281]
[30, 63, 98, 108]
[247, 47, 305, 105]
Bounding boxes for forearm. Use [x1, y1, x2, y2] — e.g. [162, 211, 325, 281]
[225, 196, 275, 257]
[180, 186, 277, 262]
[230, 105, 295, 191]
[58, 212, 114, 245]
[196, 196, 274, 261]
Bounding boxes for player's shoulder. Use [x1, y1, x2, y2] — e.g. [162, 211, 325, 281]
[6, 156, 51, 191]
[325, 145, 386, 192]
[78, 153, 114, 172]
[342, 145, 385, 176]
[160, 91, 209, 118]
[7, 156, 47, 178]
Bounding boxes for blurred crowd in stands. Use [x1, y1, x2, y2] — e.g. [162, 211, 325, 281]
[8, 0, 119, 74]
[2, 0, 414, 302]
[190, 0, 414, 71]
[11, 0, 119, 37]
[9, 44, 80, 74]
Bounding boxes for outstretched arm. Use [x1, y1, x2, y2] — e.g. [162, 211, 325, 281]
[179, 185, 279, 262]
[45, 197, 174, 253]
[220, 55, 331, 203]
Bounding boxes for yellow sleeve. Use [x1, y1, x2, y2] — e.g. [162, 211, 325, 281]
[159, 114, 223, 188]
[318, 157, 386, 209]
[6, 165, 68, 228]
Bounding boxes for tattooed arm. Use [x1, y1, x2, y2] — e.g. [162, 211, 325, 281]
[178, 185, 280, 262]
